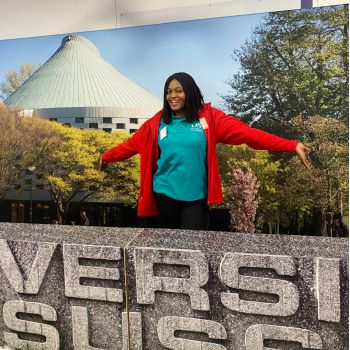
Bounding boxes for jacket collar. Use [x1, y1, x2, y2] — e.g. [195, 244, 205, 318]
[151, 102, 212, 130]
[149, 109, 164, 133]
[199, 102, 211, 117]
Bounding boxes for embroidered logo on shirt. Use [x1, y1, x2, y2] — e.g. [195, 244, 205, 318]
[191, 122, 203, 132]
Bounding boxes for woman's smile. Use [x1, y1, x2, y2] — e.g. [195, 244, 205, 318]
[166, 79, 186, 117]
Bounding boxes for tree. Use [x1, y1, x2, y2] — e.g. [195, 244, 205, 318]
[0, 105, 26, 195]
[226, 168, 260, 233]
[282, 115, 349, 236]
[0, 63, 39, 100]
[223, 5, 349, 136]
[32, 123, 139, 223]
[0, 108, 140, 223]
[217, 144, 283, 233]
[0, 105, 54, 197]
[83, 128, 140, 207]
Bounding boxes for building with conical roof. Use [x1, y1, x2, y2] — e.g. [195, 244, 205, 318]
[5, 35, 162, 133]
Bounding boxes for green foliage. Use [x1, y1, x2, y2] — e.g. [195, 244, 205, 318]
[0, 63, 39, 100]
[220, 5, 348, 235]
[0, 105, 27, 194]
[83, 128, 140, 206]
[0, 105, 55, 196]
[0, 105, 140, 223]
[223, 5, 349, 135]
[218, 115, 348, 235]
[288, 116, 348, 215]
[218, 144, 282, 229]
[27, 122, 139, 222]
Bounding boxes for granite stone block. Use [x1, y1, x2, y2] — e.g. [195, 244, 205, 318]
[126, 229, 348, 350]
[0, 224, 348, 349]
[0, 223, 141, 350]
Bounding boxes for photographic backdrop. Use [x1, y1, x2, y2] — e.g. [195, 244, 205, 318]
[0, 5, 348, 235]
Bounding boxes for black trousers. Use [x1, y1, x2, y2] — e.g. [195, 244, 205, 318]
[154, 193, 209, 230]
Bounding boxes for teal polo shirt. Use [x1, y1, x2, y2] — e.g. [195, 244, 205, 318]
[153, 115, 207, 201]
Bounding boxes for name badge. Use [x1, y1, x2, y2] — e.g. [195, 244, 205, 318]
[160, 126, 167, 140]
[199, 117, 208, 130]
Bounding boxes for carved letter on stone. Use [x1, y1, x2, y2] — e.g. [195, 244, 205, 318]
[157, 316, 227, 350]
[72, 306, 143, 350]
[63, 244, 123, 302]
[316, 258, 341, 322]
[135, 248, 210, 311]
[3, 300, 59, 350]
[122, 312, 143, 350]
[72, 306, 106, 350]
[219, 253, 299, 316]
[245, 324, 323, 350]
[0, 239, 57, 294]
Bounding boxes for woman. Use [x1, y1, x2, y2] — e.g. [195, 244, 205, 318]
[100, 72, 310, 230]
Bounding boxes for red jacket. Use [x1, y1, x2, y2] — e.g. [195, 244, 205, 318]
[102, 104, 297, 216]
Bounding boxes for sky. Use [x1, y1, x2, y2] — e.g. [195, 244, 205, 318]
[0, 13, 265, 110]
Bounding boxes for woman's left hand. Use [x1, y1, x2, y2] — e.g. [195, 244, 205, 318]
[295, 142, 311, 169]
[99, 156, 108, 172]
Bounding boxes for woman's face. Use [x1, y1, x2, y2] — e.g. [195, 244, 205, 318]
[166, 79, 186, 117]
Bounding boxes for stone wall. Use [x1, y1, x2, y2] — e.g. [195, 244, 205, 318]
[0, 223, 348, 349]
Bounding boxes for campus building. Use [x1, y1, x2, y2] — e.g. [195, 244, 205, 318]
[1, 35, 163, 226]
[4, 35, 162, 133]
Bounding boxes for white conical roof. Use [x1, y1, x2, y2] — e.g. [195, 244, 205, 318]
[5, 35, 162, 110]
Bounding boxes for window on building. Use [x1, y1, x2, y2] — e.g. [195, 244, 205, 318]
[89, 123, 98, 129]
[49, 118, 57, 122]
[103, 117, 112, 123]
[130, 129, 137, 134]
[36, 184, 44, 190]
[11, 201, 25, 223]
[130, 118, 138, 124]
[75, 117, 84, 123]
[116, 123, 125, 129]
[103, 128, 112, 133]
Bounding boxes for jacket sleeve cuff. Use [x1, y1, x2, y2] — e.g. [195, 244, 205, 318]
[101, 152, 113, 163]
[288, 140, 298, 153]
